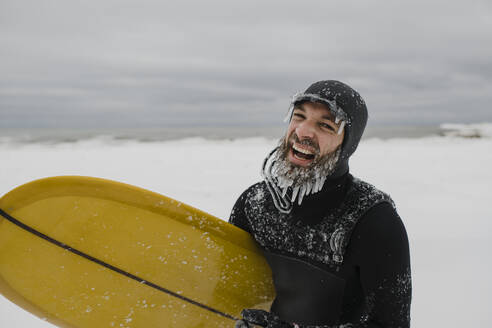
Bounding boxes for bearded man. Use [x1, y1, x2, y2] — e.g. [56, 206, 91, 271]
[229, 80, 412, 328]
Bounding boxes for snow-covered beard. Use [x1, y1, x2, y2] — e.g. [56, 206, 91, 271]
[262, 134, 341, 213]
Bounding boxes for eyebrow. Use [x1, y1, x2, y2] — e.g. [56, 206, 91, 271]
[322, 114, 336, 122]
[294, 105, 337, 123]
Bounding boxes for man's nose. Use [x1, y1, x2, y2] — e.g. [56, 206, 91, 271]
[295, 121, 316, 139]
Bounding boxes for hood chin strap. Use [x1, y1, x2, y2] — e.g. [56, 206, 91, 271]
[262, 147, 293, 214]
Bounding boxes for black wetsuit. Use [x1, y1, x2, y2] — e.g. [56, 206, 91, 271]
[229, 173, 412, 327]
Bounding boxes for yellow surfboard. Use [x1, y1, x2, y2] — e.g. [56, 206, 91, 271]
[0, 176, 274, 328]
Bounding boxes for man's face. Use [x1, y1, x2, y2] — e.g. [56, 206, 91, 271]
[284, 101, 345, 168]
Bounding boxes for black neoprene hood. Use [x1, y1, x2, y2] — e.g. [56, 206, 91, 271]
[291, 80, 368, 178]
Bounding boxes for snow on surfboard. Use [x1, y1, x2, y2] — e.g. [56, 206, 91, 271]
[0, 176, 274, 328]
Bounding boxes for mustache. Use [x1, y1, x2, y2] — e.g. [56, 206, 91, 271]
[287, 133, 320, 154]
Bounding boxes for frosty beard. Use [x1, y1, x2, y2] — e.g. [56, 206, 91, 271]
[271, 133, 341, 202]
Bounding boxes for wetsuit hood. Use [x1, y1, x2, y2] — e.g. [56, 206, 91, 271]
[290, 80, 368, 178]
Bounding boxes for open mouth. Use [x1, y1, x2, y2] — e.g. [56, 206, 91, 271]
[291, 143, 316, 161]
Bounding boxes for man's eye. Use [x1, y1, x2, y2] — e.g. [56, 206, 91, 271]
[320, 122, 335, 131]
[293, 113, 305, 119]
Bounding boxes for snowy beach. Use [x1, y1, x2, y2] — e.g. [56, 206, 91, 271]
[1, 129, 491, 327]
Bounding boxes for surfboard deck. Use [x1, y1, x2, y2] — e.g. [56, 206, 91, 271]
[0, 176, 274, 328]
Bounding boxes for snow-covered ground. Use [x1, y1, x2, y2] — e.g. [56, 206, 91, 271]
[1, 128, 491, 327]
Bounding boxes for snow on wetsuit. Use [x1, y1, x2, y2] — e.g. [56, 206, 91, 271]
[229, 173, 412, 327]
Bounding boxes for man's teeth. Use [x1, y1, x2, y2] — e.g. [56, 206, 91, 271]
[292, 144, 314, 155]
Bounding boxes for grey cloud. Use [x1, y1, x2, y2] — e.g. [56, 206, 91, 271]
[1, 0, 491, 128]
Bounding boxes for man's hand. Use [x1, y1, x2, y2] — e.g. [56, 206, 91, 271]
[235, 309, 356, 328]
[235, 309, 296, 328]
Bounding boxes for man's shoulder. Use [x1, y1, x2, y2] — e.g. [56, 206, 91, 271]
[240, 181, 269, 201]
[231, 181, 269, 213]
[229, 181, 270, 231]
[346, 175, 396, 210]
[350, 176, 393, 198]
[348, 177, 406, 242]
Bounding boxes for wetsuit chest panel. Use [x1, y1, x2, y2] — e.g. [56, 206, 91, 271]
[264, 251, 346, 326]
[244, 183, 339, 268]
[244, 179, 394, 268]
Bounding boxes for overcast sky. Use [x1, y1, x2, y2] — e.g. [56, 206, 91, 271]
[1, 0, 491, 128]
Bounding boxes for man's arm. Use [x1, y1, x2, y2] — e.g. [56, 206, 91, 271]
[348, 202, 412, 328]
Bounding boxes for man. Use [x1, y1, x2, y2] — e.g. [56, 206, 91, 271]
[229, 80, 411, 327]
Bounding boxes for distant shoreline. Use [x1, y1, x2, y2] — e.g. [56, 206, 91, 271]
[0, 123, 490, 144]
